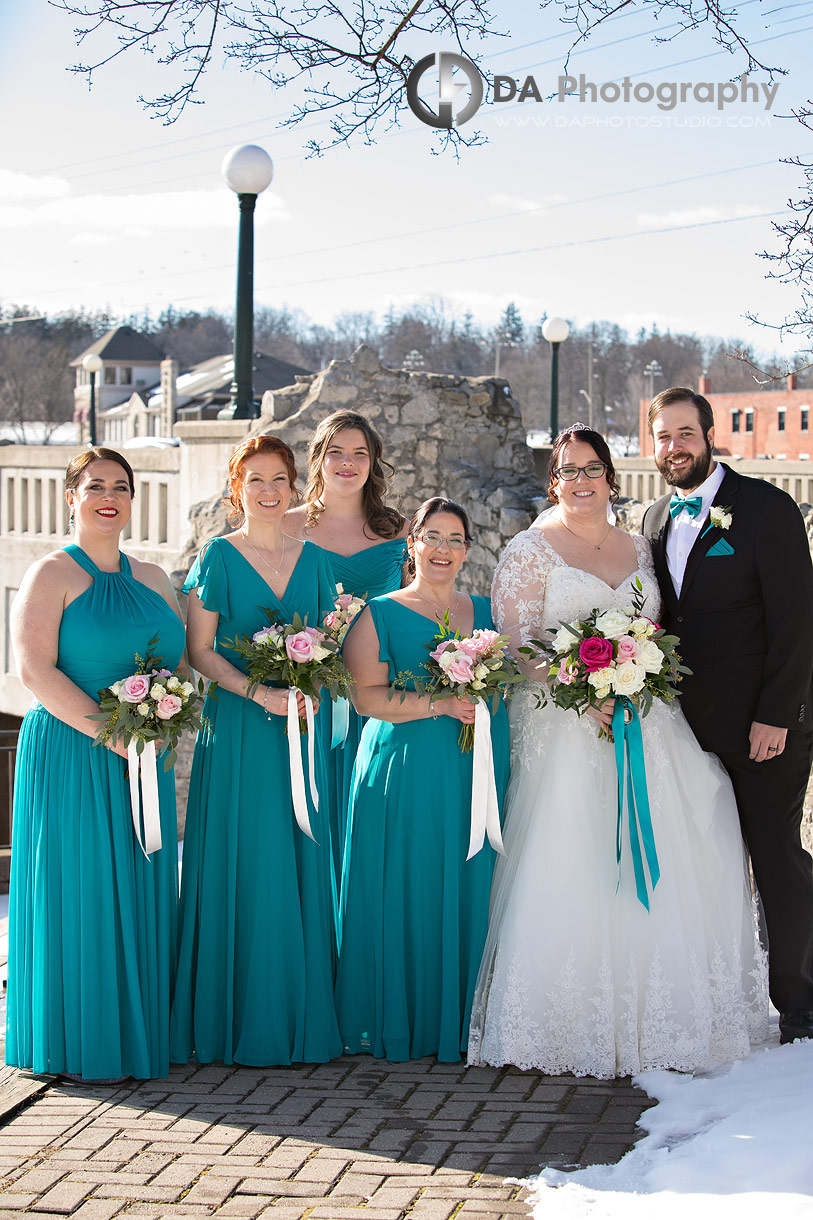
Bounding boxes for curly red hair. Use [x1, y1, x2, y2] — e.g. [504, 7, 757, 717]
[225, 434, 299, 525]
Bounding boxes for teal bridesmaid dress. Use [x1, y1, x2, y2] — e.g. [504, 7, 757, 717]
[169, 538, 343, 1066]
[335, 594, 509, 1062]
[318, 538, 407, 885]
[6, 544, 184, 1080]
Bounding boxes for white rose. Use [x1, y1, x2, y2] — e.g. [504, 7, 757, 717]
[181, 681, 194, 697]
[110, 681, 122, 696]
[612, 660, 646, 696]
[474, 663, 489, 680]
[167, 676, 181, 692]
[335, 582, 345, 595]
[630, 617, 654, 639]
[137, 702, 151, 717]
[149, 683, 166, 700]
[348, 601, 364, 617]
[593, 609, 633, 640]
[312, 644, 332, 662]
[552, 624, 578, 654]
[638, 641, 665, 675]
[471, 679, 486, 690]
[587, 666, 614, 691]
[438, 650, 459, 671]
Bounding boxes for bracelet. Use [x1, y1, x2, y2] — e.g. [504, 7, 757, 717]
[263, 687, 273, 720]
[429, 699, 438, 720]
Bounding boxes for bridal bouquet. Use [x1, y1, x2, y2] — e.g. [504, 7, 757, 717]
[227, 609, 354, 732]
[539, 578, 689, 732]
[392, 619, 525, 752]
[91, 637, 207, 771]
[322, 585, 366, 646]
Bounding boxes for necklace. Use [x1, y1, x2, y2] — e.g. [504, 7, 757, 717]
[559, 516, 612, 552]
[242, 530, 286, 577]
[414, 587, 461, 622]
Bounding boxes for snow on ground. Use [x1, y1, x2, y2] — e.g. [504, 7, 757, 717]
[529, 1034, 813, 1220]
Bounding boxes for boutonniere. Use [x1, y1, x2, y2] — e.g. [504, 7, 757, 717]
[709, 505, 733, 531]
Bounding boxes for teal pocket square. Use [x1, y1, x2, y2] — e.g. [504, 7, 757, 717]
[707, 537, 735, 557]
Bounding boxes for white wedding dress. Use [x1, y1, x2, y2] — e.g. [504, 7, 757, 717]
[467, 528, 769, 1078]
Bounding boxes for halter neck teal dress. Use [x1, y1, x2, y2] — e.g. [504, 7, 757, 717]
[6, 545, 185, 1080]
[169, 538, 342, 1066]
[318, 537, 407, 886]
[335, 594, 509, 1062]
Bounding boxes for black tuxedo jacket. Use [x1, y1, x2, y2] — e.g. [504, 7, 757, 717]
[641, 464, 813, 754]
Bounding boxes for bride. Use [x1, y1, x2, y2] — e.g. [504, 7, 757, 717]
[468, 425, 768, 1078]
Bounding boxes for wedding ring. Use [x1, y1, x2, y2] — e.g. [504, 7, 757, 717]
[767, 746, 777, 752]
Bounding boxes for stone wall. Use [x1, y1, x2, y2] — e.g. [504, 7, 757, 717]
[178, 344, 541, 597]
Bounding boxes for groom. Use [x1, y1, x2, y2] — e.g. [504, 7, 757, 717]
[642, 387, 813, 1043]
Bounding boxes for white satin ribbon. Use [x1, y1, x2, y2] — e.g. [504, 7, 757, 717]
[127, 739, 162, 859]
[287, 689, 319, 842]
[466, 702, 506, 861]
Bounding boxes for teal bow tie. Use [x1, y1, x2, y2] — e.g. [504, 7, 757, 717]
[669, 494, 702, 519]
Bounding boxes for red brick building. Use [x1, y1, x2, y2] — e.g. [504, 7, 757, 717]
[639, 374, 813, 460]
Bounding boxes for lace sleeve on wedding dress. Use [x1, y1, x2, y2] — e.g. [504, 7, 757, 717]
[630, 532, 663, 622]
[491, 530, 556, 658]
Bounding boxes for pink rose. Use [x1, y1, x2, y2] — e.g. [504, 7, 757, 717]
[429, 640, 455, 663]
[121, 673, 151, 703]
[616, 635, 641, 661]
[446, 656, 475, 684]
[579, 636, 613, 672]
[557, 660, 579, 686]
[336, 593, 355, 609]
[471, 628, 499, 653]
[457, 638, 481, 660]
[285, 631, 316, 664]
[155, 694, 183, 721]
[304, 626, 325, 641]
[154, 668, 172, 678]
[252, 627, 276, 644]
[323, 611, 338, 629]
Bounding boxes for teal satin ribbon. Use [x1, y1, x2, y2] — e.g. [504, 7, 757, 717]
[612, 696, 661, 911]
[331, 696, 350, 748]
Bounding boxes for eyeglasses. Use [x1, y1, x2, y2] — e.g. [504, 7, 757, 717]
[554, 462, 608, 481]
[416, 531, 468, 551]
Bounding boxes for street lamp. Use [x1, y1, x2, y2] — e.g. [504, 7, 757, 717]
[82, 352, 103, 446]
[541, 316, 570, 440]
[218, 144, 274, 420]
[644, 359, 663, 399]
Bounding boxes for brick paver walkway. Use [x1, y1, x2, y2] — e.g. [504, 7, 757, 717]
[0, 1058, 654, 1219]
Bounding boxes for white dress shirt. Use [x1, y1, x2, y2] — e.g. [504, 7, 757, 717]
[666, 462, 725, 597]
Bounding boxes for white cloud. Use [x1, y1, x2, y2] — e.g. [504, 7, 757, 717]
[0, 188, 288, 230]
[0, 169, 70, 202]
[71, 232, 116, 246]
[636, 205, 765, 229]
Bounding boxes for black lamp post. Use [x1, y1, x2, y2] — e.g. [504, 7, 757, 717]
[218, 144, 274, 421]
[542, 316, 570, 441]
[82, 352, 103, 445]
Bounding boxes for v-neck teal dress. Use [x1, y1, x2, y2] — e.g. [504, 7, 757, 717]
[169, 538, 343, 1066]
[317, 537, 407, 887]
[335, 595, 510, 1062]
[6, 544, 185, 1080]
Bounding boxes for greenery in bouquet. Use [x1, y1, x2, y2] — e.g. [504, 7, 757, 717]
[89, 636, 209, 770]
[226, 608, 355, 731]
[321, 584, 367, 646]
[391, 614, 527, 751]
[534, 577, 691, 735]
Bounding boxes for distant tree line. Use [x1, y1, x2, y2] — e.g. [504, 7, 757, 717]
[0, 300, 806, 448]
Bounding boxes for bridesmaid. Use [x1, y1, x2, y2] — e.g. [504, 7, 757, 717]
[170, 435, 342, 1067]
[286, 410, 408, 884]
[7, 447, 185, 1081]
[334, 497, 509, 1062]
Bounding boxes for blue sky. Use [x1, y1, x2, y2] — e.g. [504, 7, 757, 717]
[3, 1, 812, 354]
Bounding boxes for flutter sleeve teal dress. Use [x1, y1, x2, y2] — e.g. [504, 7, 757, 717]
[334, 593, 509, 1063]
[6, 544, 185, 1080]
[169, 537, 343, 1067]
[318, 538, 407, 884]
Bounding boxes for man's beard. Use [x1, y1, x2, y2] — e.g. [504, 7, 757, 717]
[655, 440, 713, 490]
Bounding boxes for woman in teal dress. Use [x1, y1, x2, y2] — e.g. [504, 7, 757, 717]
[6, 448, 185, 1081]
[335, 498, 509, 1062]
[286, 410, 408, 888]
[170, 435, 342, 1067]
